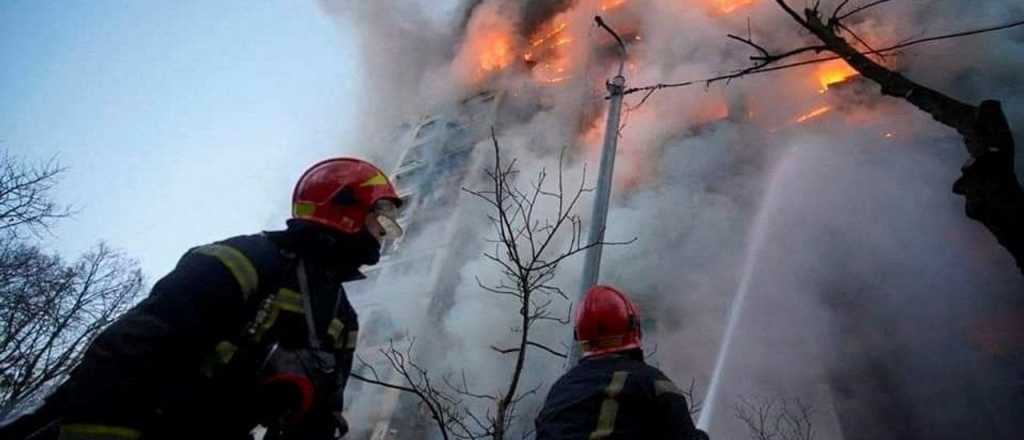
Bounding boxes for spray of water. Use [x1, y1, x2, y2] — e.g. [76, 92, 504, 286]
[696, 149, 791, 431]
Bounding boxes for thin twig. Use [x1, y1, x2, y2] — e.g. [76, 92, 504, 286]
[837, 0, 893, 22]
[623, 18, 1024, 97]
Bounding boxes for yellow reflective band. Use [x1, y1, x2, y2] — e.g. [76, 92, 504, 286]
[194, 244, 259, 300]
[327, 319, 345, 346]
[293, 201, 316, 217]
[589, 371, 629, 439]
[214, 340, 238, 364]
[60, 424, 141, 440]
[247, 289, 304, 343]
[655, 379, 682, 397]
[200, 340, 239, 378]
[359, 172, 389, 187]
[345, 329, 359, 350]
[273, 288, 305, 313]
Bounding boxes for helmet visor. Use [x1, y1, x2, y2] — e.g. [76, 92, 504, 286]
[366, 199, 404, 241]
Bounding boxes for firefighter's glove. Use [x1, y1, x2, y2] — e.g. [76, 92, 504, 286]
[257, 373, 316, 428]
[331, 412, 349, 439]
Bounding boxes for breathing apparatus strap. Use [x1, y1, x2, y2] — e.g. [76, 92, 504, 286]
[297, 259, 324, 350]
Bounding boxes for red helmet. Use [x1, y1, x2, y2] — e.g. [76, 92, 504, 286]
[292, 158, 403, 235]
[575, 285, 643, 357]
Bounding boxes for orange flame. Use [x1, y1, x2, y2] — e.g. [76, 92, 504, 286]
[529, 22, 568, 48]
[478, 33, 515, 72]
[817, 59, 859, 92]
[795, 106, 832, 123]
[453, 3, 520, 84]
[524, 16, 576, 85]
[601, 0, 629, 11]
[716, 0, 755, 14]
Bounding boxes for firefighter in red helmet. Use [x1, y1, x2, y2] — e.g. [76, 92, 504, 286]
[535, 285, 709, 440]
[0, 158, 402, 440]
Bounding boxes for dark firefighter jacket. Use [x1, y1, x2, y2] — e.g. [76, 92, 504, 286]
[535, 353, 708, 440]
[7, 230, 366, 440]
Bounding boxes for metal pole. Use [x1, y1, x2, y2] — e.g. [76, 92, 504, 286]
[567, 16, 627, 367]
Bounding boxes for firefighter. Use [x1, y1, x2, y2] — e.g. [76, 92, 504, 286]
[0, 158, 403, 440]
[535, 285, 710, 440]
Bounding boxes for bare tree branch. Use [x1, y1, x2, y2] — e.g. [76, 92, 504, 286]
[0, 153, 73, 238]
[458, 130, 634, 438]
[835, 0, 893, 22]
[831, 0, 854, 22]
[489, 340, 567, 359]
[778, 3, 1024, 272]
[350, 339, 483, 440]
[623, 18, 1024, 98]
[0, 155, 141, 412]
[621, 4, 1024, 270]
[0, 243, 142, 413]
[365, 130, 634, 438]
[734, 395, 815, 440]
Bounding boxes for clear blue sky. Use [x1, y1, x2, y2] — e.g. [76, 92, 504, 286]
[0, 1, 364, 279]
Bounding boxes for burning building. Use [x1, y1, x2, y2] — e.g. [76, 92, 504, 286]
[341, 89, 507, 438]
[330, 1, 1024, 439]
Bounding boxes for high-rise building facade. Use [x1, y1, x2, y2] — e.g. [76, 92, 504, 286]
[342, 90, 505, 439]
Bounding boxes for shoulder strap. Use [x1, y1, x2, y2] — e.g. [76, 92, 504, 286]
[297, 259, 324, 350]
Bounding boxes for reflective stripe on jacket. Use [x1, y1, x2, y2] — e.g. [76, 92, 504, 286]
[37, 233, 362, 440]
[535, 353, 706, 440]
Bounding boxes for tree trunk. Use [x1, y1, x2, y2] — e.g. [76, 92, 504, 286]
[794, 6, 1024, 274]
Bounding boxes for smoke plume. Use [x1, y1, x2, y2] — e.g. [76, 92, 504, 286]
[323, 0, 1024, 438]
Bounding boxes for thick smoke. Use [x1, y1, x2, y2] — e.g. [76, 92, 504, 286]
[316, 0, 470, 163]
[324, 0, 1024, 438]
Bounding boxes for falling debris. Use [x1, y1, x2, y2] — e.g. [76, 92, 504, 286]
[817, 59, 860, 92]
[795, 105, 832, 123]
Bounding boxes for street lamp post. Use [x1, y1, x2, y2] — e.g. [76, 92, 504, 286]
[567, 16, 628, 367]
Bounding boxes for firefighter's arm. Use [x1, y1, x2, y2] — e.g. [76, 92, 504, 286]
[653, 375, 709, 440]
[277, 350, 352, 440]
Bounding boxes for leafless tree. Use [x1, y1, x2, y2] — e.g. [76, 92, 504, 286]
[680, 377, 704, 418]
[352, 339, 478, 440]
[623, 1, 1024, 273]
[457, 129, 634, 439]
[0, 153, 143, 415]
[734, 395, 815, 440]
[0, 243, 142, 413]
[0, 153, 71, 237]
[352, 130, 633, 439]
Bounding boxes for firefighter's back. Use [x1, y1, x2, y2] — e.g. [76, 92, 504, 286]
[536, 354, 672, 439]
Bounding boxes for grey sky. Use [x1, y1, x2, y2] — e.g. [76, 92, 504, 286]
[1, 1, 364, 279]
